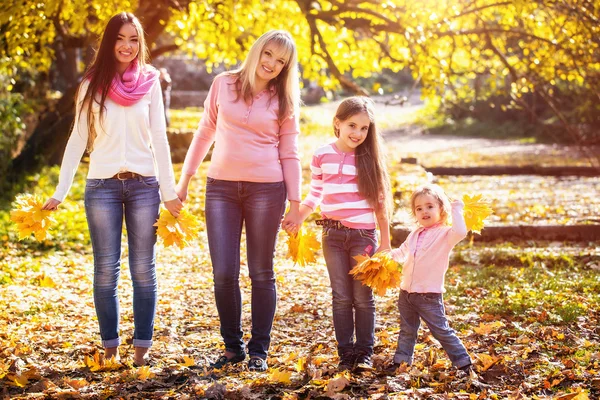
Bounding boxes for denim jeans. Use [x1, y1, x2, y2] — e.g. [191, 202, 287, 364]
[394, 290, 471, 368]
[322, 226, 377, 357]
[84, 176, 160, 349]
[205, 178, 286, 359]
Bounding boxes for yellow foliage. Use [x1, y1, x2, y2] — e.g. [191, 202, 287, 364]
[325, 371, 351, 396]
[136, 365, 155, 381]
[268, 368, 292, 384]
[154, 208, 202, 249]
[473, 321, 505, 335]
[84, 352, 121, 372]
[349, 253, 401, 296]
[462, 193, 493, 234]
[286, 228, 321, 266]
[181, 355, 196, 367]
[10, 194, 56, 241]
[64, 378, 89, 389]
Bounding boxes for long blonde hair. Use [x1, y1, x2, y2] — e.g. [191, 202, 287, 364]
[334, 97, 392, 216]
[225, 30, 300, 123]
[78, 12, 149, 152]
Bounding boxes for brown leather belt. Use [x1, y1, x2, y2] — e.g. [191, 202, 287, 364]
[316, 219, 349, 230]
[110, 171, 142, 180]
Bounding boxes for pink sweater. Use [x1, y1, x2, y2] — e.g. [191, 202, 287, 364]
[301, 143, 376, 229]
[391, 202, 467, 293]
[182, 74, 302, 201]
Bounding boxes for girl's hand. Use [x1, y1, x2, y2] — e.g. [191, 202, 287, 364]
[164, 197, 183, 218]
[375, 244, 391, 254]
[42, 198, 61, 211]
[451, 199, 465, 207]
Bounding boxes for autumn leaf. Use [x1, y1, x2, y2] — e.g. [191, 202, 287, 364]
[268, 369, 292, 384]
[64, 378, 89, 389]
[38, 273, 56, 288]
[473, 321, 505, 335]
[154, 208, 202, 249]
[136, 365, 155, 381]
[462, 193, 493, 234]
[326, 371, 351, 396]
[286, 228, 321, 266]
[10, 194, 56, 241]
[181, 355, 195, 367]
[474, 353, 502, 372]
[349, 252, 401, 296]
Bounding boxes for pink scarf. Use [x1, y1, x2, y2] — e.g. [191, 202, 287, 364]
[108, 59, 159, 106]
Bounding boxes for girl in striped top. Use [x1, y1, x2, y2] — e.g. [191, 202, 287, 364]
[284, 96, 392, 371]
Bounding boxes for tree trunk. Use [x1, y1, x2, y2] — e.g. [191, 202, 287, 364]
[8, 84, 78, 182]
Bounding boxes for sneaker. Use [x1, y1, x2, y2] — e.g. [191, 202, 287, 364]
[210, 351, 246, 369]
[459, 363, 474, 373]
[338, 352, 355, 371]
[248, 357, 268, 372]
[354, 352, 373, 371]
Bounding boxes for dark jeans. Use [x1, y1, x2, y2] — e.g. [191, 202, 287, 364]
[394, 289, 471, 368]
[205, 178, 286, 359]
[84, 176, 161, 349]
[322, 226, 377, 357]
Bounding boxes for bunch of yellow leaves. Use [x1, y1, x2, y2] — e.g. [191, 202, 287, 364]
[10, 194, 56, 241]
[286, 227, 321, 266]
[153, 208, 201, 249]
[462, 193, 494, 234]
[350, 252, 401, 296]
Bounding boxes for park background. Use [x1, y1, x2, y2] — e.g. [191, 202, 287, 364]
[1, 0, 599, 398]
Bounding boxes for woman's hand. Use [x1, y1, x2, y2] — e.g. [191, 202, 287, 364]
[164, 197, 183, 218]
[175, 174, 193, 203]
[42, 198, 61, 211]
[282, 209, 301, 235]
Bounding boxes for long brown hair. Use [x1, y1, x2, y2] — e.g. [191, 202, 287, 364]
[334, 97, 392, 216]
[224, 30, 300, 123]
[77, 12, 149, 152]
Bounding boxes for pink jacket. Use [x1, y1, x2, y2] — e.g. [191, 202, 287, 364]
[391, 202, 467, 293]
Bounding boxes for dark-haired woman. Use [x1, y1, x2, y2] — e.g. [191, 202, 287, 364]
[43, 12, 182, 366]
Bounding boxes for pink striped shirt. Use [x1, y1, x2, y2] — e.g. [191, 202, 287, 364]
[182, 74, 301, 201]
[301, 143, 376, 229]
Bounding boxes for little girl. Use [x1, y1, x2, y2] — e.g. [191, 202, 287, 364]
[390, 184, 472, 373]
[284, 96, 392, 371]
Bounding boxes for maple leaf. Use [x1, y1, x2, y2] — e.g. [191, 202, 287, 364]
[268, 368, 292, 384]
[39, 273, 56, 288]
[474, 353, 501, 371]
[64, 378, 89, 389]
[10, 194, 56, 241]
[154, 208, 202, 249]
[349, 252, 401, 296]
[325, 371, 351, 396]
[286, 228, 321, 266]
[462, 193, 493, 234]
[136, 365, 155, 380]
[181, 355, 195, 367]
[473, 321, 505, 335]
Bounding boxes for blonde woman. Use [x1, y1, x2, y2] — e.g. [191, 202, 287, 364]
[176, 30, 301, 372]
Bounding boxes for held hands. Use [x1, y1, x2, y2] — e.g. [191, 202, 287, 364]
[164, 197, 183, 218]
[42, 198, 61, 211]
[175, 181, 189, 203]
[282, 208, 303, 235]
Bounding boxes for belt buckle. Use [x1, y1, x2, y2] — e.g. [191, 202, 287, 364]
[116, 172, 129, 180]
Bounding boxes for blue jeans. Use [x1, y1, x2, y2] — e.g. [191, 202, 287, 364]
[84, 176, 160, 349]
[394, 290, 471, 368]
[205, 178, 286, 359]
[322, 226, 377, 357]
